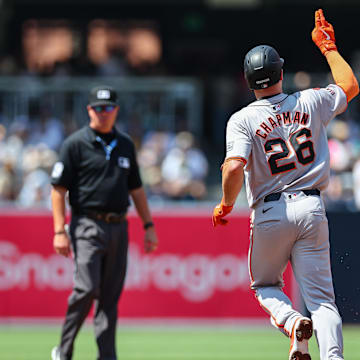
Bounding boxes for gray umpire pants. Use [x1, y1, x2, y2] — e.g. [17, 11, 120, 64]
[59, 215, 128, 360]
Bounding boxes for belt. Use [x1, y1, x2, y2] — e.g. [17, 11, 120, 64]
[264, 189, 320, 203]
[74, 210, 127, 223]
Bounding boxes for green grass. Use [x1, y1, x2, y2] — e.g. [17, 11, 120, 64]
[0, 325, 359, 360]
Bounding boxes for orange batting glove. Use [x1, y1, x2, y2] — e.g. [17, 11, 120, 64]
[212, 202, 234, 227]
[312, 9, 337, 56]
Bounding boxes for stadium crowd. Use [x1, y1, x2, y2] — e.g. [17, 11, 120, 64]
[0, 112, 209, 208]
[1, 108, 360, 211]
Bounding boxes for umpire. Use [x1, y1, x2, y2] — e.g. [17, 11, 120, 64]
[50, 85, 158, 360]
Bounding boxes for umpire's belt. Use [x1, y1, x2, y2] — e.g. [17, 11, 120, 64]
[264, 189, 320, 203]
[76, 210, 127, 223]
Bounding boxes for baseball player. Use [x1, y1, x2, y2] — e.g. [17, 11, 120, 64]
[212, 9, 358, 360]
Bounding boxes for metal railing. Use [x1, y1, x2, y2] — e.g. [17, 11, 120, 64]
[0, 76, 203, 136]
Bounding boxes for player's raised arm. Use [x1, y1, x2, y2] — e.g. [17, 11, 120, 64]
[312, 8, 359, 102]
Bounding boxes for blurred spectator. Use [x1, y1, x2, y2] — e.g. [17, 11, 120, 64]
[17, 168, 52, 208]
[0, 163, 16, 201]
[161, 131, 208, 200]
[137, 131, 173, 197]
[353, 158, 360, 208]
[328, 120, 352, 172]
[0, 120, 29, 200]
[27, 107, 64, 151]
[17, 145, 57, 208]
[323, 118, 360, 211]
[0, 124, 17, 201]
[0, 115, 59, 208]
[8, 115, 31, 145]
[138, 130, 208, 201]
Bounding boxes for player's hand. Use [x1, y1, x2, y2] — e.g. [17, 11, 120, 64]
[53, 233, 71, 257]
[144, 227, 158, 253]
[212, 202, 234, 227]
[312, 9, 337, 56]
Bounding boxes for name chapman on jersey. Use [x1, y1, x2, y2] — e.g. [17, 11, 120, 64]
[255, 111, 309, 139]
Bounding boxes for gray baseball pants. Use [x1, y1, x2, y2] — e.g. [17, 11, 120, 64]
[59, 215, 128, 360]
[250, 190, 343, 360]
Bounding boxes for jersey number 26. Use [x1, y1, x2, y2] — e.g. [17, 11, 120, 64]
[264, 128, 315, 175]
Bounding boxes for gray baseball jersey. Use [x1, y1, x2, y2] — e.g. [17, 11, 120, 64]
[225, 84, 347, 208]
[225, 84, 347, 360]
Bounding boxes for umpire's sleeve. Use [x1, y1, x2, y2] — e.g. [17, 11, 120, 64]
[127, 142, 142, 190]
[51, 140, 77, 190]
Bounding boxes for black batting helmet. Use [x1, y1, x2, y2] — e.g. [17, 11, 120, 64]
[244, 45, 284, 90]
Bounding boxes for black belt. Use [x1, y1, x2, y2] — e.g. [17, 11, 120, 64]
[264, 189, 320, 203]
[74, 210, 127, 223]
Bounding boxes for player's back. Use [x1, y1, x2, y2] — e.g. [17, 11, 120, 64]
[225, 85, 347, 207]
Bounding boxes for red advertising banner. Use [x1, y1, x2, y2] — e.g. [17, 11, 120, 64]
[0, 211, 295, 319]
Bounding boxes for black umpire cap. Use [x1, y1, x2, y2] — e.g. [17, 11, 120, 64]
[88, 86, 118, 107]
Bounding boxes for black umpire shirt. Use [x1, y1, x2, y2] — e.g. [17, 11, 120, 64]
[51, 126, 142, 213]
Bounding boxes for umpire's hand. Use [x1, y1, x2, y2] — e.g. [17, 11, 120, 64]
[53, 233, 71, 257]
[144, 227, 158, 253]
